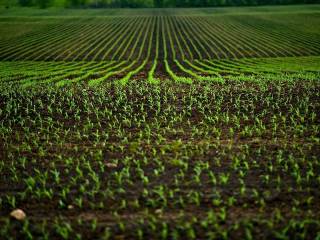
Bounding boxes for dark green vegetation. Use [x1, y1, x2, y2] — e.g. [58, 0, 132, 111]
[1, 0, 320, 8]
[0, 5, 320, 240]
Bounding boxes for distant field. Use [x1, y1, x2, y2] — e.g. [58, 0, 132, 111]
[0, 6, 320, 85]
[0, 5, 320, 240]
[0, 6, 319, 84]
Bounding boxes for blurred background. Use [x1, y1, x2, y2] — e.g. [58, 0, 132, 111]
[1, 0, 320, 9]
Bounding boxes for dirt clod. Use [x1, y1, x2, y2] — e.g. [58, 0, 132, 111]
[106, 163, 117, 168]
[10, 209, 26, 221]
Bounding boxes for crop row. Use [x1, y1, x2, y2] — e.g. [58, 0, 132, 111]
[0, 75, 319, 239]
[0, 56, 319, 87]
[0, 14, 319, 61]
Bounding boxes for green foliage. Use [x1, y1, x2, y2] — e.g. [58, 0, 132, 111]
[37, 0, 52, 8]
[0, 6, 319, 239]
[2, 0, 319, 8]
[18, 0, 32, 6]
[0, 71, 319, 238]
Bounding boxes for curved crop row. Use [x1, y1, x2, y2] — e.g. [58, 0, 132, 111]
[0, 13, 319, 61]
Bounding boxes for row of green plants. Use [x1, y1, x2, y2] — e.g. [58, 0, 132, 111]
[0, 72, 319, 238]
[0, 13, 319, 61]
[0, 56, 319, 87]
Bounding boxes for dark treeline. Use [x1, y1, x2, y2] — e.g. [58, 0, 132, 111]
[9, 0, 320, 8]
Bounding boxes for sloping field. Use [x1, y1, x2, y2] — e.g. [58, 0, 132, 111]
[1, 13, 319, 61]
[0, 5, 320, 240]
[0, 6, 319, 86]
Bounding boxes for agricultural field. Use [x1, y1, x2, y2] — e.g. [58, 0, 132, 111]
[0, 5, 320, 240]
